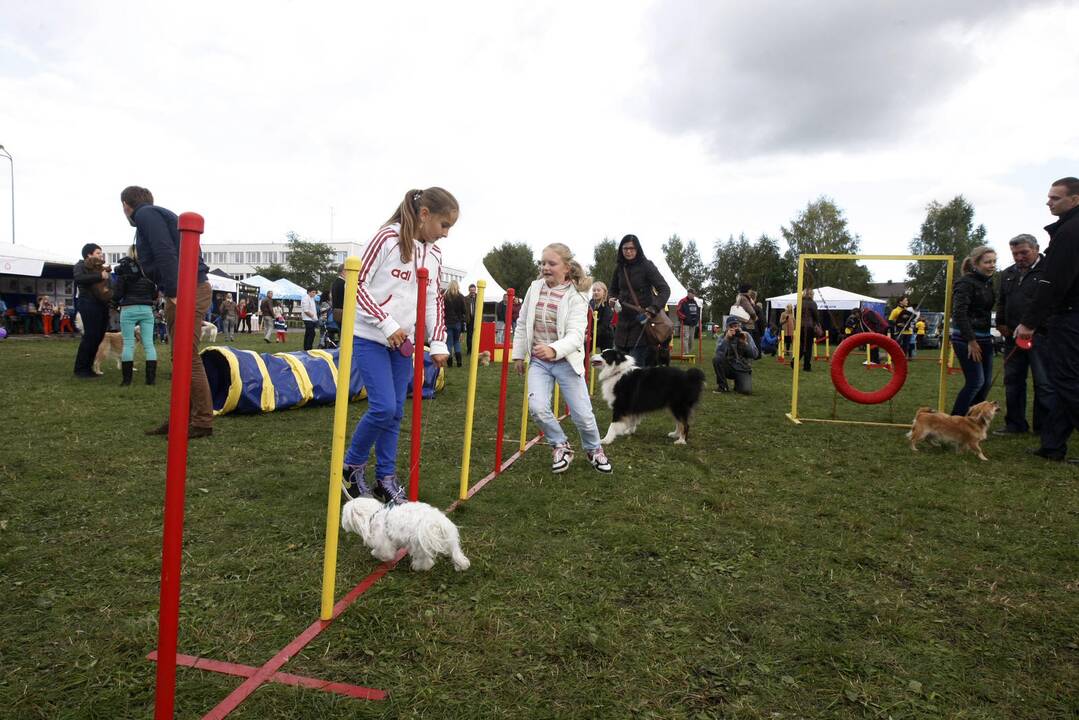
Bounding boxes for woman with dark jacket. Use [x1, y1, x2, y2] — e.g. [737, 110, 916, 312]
[607, 234, 670, 367]
[589, 281, 615, 351]
[798, 288, 821, 372]
[949, 245, 997, 416]
[442, 281, 467, 367]
[114, 244, 159, 385]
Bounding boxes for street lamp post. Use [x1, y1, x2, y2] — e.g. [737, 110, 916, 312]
[0, 145, 13, 244]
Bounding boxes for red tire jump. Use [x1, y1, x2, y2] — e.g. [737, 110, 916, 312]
[830, 332, 908, 404]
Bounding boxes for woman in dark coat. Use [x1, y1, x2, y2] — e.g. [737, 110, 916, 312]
[607, 234, 670, 367]
[798, 288, 821, 372]
[949, 245, 997, 416]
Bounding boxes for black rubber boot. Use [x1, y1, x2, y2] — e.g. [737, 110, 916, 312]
[120, 361, 133, 386]
[454, 351, 462, 367]
[145, 360, 157, 386]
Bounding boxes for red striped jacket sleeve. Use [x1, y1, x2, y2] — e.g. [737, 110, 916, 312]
[354, 227, 395, 324]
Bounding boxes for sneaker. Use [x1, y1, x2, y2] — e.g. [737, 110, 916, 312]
[551, 443, 574, 474]
[341, 464, 371, 500]
[587, 449, 612, 474]
[713, 385, 729, 394]
[373, 474, 408, 505]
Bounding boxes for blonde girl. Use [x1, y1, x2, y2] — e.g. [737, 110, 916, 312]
[513, 243, 612, 474]
[341, 187, 458, 504]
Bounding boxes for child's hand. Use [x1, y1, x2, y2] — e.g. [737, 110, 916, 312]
[431, 353, 449, 368]
[515, 359, 525, 375]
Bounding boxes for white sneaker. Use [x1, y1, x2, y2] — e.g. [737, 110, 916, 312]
[551, 443, 574, 473]
[587, 449, 612, 473]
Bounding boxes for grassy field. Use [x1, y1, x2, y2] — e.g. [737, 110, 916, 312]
[0, 332, 1076, 719]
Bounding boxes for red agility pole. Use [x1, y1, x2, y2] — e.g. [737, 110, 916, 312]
[154, 212, 203, 720]
[408, 267, 428, 501]
[493, 288, 515, 475]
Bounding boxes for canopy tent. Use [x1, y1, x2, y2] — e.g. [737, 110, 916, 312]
[766, 286, 884, 312]
[464, 260, 506, 299]
[271, 278, 307, 301]
[206, 270, 238, 294]
[647, 253, 692, 308]
[243, 275, 278, 297]
[1, 244, 73, 277]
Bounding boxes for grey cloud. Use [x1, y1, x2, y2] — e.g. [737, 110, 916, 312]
[643, 0, 1051, 158]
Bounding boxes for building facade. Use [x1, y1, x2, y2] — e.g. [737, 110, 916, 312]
[100, 240, 465, 288]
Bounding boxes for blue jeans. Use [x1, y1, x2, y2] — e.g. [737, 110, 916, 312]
[345, 337, 414, 477]
[950, 336, 993, 416]
[120, 304, 157, 362]
[1040, 311, 1079, 456]
[527, 358, 602, 451]
[446, 323, 462, 354]
[1002, 335, 1055, 433]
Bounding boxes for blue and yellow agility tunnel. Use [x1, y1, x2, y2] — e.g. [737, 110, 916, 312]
[201, 347, 444, 416]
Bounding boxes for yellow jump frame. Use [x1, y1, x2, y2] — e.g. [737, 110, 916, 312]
[785, 254, 955, 428]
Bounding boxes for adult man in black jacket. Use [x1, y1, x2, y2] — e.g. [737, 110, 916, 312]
[1015, 177, 1079, 462]
[72, 243, 110, 378]
[995, 234, 1054, 435]
[121, 185, 214, 438]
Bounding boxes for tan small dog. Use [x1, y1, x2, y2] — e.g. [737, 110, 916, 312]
[93, 332, 124, 374]
[907, 400, 1000, 461]
[477, 351, 491, 366]
[200, 321, 219, 343]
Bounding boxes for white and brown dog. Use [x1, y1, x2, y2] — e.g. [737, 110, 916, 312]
[341, 497, 470, 572]
[907, 400, 1000, 461]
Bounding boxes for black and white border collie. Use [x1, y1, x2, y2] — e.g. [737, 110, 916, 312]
[590, 349, 706, 444]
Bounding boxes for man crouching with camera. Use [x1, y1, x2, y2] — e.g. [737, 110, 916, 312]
[713, 315, 760, 394]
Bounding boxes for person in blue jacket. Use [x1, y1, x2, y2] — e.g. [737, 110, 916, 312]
[121, 185, 214, 438]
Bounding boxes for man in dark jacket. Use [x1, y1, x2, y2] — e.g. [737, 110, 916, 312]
[713, 316, 760, 394]
[1015, 177, 1079, 463]
[995, 234, 1054, 436]
[72, 243, 110, 378]
[465, 283, 478, 354]
[121, 185, 214, 438]
[608, 234, 670, 367]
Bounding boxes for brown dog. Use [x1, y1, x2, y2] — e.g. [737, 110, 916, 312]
[907, 400, 1000, 461]
[477, 351, 491, 366]
[93, 331, 124, 374]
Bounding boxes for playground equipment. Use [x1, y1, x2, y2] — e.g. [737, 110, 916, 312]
[786, 253, 955, 428]
[153, 248, 579, 717]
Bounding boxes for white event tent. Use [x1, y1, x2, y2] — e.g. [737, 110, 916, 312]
[271, 278, 307, 301]
[766, 286, 884, 312]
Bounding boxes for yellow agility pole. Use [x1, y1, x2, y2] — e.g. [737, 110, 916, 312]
[553, 383, 561, 418]
[459, 280, 487, 500]
[589, 310, 598, 396]
[519, 359, 530, 453]
[786, 253, 954, 426]
[320, 256, 361, 621]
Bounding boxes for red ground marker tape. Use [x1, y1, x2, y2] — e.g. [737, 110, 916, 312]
[147, 651, 385, 701]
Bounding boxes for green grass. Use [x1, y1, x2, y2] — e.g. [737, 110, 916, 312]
[0, 333, 1076, 719]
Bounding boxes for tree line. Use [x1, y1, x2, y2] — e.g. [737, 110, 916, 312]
[249, 194, 987, 318]
[483, 194, 987, 318]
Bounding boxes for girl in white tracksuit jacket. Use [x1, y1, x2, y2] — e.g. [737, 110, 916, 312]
[513, 243, 612, 475]
[341, 187, 457, 505]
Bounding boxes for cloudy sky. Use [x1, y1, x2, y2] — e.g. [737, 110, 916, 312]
[2, 0, 1078, 284]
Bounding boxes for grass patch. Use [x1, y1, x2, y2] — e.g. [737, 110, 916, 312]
[0, 335, 1076, 718]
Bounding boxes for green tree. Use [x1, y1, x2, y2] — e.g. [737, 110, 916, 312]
[283, 231, 337, 291]
[251, 262, 289, 280]
[781, 197, 871, 295]
[906, 196, 987, 310]
[707, 234, 792, 321]
[588, 237, 618, 289]
[662, 234, 708, 296]
[483, 241, 537, 297]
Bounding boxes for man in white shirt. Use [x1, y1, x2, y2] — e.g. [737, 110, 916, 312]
[301, 287, 319, 350]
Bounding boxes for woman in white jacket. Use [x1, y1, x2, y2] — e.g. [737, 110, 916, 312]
[513, 243, 612, 474]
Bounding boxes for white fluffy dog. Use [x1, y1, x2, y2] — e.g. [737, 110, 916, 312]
[200, 321, 219, 342]
[341, 498, 470, 572]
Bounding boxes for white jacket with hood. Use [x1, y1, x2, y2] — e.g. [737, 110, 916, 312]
[511, 277, 591, 375]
